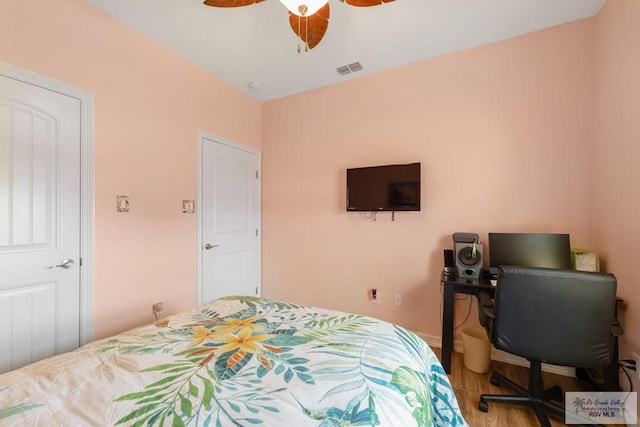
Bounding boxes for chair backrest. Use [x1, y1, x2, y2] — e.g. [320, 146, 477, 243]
[492, 266, 617, 368]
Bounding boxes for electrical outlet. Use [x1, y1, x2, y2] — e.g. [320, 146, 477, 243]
[394, 294, 402, 306]
[371, 289, 379, 304]
[633, 353, 640, 379]
[152, 302, 163, 320]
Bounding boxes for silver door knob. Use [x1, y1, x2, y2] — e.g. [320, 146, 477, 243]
[48, 259, 75, 270]
[204, 243, 219, 250]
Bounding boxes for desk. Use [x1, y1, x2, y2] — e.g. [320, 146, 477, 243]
[440, 273, 494, 374]
[440, 273, 623, 387]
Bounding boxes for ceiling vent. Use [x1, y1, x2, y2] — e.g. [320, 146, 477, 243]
[336, 62, 363, 76]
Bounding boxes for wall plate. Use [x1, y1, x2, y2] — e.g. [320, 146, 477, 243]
[116, 195, 129, 212]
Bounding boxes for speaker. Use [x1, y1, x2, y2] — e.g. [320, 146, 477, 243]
[443, 249, 455, 276]
[452, 232, 483, 279]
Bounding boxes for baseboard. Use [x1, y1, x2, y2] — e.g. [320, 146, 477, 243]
[417, 332, 575, 378]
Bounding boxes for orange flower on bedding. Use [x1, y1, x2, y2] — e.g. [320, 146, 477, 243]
[216, 328, 276, 367]
[155, 318, 170, 327]
[214, 316, 264, 336]
[189, 316, 267, 349]
[190, 327, 219, 346]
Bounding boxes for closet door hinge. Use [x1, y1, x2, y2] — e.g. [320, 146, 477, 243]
[256, 171, 259, 179]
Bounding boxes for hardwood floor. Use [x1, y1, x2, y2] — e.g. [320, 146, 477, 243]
[431, 348, 628, 427]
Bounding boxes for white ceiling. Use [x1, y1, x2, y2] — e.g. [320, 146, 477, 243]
[87, 0, 605, 102]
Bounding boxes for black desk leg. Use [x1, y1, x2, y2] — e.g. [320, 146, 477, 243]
[442, 283, 454, 374]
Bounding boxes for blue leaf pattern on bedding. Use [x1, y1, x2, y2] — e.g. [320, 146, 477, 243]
[0, 296, 467, 426]
[109, 296, 467, 426]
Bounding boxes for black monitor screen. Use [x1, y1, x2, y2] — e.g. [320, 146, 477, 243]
[488, 233, 571, 274]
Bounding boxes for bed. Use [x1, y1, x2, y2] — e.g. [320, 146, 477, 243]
[0, 296, 467, 426]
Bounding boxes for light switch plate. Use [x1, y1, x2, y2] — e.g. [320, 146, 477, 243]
[116, 195, 129, 212]
[182, 199, 195, 214]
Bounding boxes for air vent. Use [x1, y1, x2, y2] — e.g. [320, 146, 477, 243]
[337, 66, 350, 75]
[348, 62, 362, 72]
[336, 61, 363, 76]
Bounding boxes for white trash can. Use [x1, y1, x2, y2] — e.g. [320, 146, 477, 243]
[462, 327, 491, 374]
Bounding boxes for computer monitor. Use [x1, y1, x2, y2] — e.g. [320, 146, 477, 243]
[488, 232, 572, 275]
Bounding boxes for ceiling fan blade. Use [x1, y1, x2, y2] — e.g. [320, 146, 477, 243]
[340, 0, 394, 6]
[203, 0, 265, 7]
[288, 3, 330, 50]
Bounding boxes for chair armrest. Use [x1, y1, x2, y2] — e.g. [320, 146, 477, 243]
[478, 291, 495, 318]
[477, 291, 495, 339]
[612, 319, 623, 337]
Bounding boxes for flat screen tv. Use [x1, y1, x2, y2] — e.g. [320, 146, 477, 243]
[346, 163, 420, 211]
[488, 232, 571, 275]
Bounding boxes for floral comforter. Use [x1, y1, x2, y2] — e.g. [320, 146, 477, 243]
[0, 296, 467, 426]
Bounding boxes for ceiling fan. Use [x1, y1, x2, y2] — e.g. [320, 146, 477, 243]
[203, 0, 395, 52]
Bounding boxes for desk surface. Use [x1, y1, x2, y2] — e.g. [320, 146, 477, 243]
[441, 273, 495, 290]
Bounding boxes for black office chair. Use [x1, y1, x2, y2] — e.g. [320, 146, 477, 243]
[477, 266, 619, 427]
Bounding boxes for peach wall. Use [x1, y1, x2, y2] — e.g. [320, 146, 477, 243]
[0, 0, 262, 338]
[262, 19, 596, 339]
[4, 0, 635, 378]
[593, 0, 640, 390]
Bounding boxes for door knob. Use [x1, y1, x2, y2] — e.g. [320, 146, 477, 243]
[48, 259, 75, 270]
[204, 243, 219, 250]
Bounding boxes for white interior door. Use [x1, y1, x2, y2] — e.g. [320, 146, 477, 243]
[198, 133, 261, 304]
[0, 73, 81, 373]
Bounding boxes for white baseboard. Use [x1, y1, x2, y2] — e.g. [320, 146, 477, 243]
[418, 332, 575, 378]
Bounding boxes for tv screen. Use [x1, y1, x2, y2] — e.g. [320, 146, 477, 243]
[488, 232, 571, 275]
[346, 163, 421, 211]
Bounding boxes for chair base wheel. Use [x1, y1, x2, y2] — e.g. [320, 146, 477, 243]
[547, 385, 563, 402]
[478, 366, 567, 427]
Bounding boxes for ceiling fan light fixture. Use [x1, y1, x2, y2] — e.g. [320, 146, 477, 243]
[203, 0, 392, 52]
[279, 0, 328, 16]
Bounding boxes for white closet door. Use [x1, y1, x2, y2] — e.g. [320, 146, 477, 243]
[199, 134, 261, 304]
[0, 74, 81, 373]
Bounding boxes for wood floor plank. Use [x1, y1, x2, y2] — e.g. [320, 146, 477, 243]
[431, 348, 628, 427]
